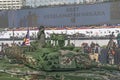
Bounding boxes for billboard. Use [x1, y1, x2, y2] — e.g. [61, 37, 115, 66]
[38, 4, 109, 26]
[1, 1, 120, 27]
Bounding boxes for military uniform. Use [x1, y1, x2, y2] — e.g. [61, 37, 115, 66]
[117, 33, 120, 48]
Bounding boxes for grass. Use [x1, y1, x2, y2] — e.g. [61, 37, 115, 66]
[0, 73, 20, 80]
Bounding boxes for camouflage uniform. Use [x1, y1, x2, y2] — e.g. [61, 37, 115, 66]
[117, 33, 120, 48]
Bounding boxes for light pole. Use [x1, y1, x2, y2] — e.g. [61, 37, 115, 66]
[11, 0, 15, 44]
[73, 0, 76, 46]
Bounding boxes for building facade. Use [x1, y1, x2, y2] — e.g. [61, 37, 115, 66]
[0, 0, 109, 10]
[25, 0, 107, 7]
[0, 0, 25, 10]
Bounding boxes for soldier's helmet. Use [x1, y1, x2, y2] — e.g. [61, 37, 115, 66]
[38, 26, 44, 30]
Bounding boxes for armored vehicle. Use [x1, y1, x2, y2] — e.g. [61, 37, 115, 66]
[4, 26, 120, 80]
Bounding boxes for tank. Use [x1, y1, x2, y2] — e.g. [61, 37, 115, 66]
[4, 26, 120, 80]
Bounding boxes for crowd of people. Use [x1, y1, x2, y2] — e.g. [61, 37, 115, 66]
[81, 42, 101, 54]
[80, 31, 120, 63]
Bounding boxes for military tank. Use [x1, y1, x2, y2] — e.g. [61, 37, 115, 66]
[4, 26, 120, 80]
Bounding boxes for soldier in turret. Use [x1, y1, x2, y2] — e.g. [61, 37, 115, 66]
[37, 26, 45, 48]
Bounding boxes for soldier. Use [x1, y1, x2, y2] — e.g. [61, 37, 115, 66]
[107, 32, 116, 64]
[117, 32, 120, 48]
[107, 32, 116, 49]
[37, 26, 45, 48]
[108, 48, 115, 64]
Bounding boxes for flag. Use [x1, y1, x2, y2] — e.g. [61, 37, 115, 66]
[22, 29, 30, 46]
